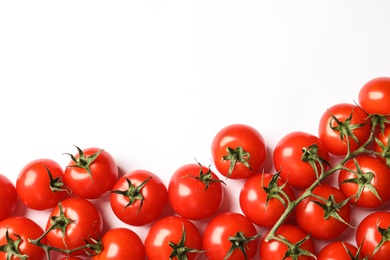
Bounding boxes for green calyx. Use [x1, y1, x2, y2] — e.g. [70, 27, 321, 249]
[301, 144, 330, 178]
[168, 223, 205, 260]
[0, 228, 28, 260]
[275, 234, 316, 260]
[184, 160, 226, 191]
[43, 164, 67, 193]
[224, 231, 261, 260]
[63, 145, 103, 180]
[311, 195, 352, 227]
[372, 220, 390, 257]
[262, 172, 290, 208]
[223, 146, 252, 178]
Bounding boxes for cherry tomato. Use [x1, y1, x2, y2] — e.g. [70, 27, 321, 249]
[144, 215, 203, 260]
[295, 184, 351, 240]
[202, 212, 259, 260]
[211, 124, 267, 179]
[109, 169, 168, 226]
[318, 103, 371, 156]
[16, 158, 68, 210]
[273, 131, 330, 189]
[92, 228, 145, 260]
[356, 211, 390, 259]
[0, 174, 17, 221]
[338, 155, 390, 208]
[317, 241, 361, 260]
[63, 146, 118, 199]
[260, 224, 316, 260]
[0, 216, 46, 260]
[373, 124, 390, 164]
[358, 77, 390, 115]
[168, 162, 224, 220]
[239, 172, 295, 228]
[45, 197, 103, 256]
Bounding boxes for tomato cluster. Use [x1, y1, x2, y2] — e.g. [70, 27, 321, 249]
[1, 77, 390, 260]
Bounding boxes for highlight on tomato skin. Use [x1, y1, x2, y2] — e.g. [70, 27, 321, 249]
[358, 77, 390, 116]
[317, 241, 360, 260]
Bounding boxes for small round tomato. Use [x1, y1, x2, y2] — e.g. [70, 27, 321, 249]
[356, 211, 390, 259]
[211, 124, 267, 179]
[110, 169, 168, 226]
[295, 184, 351, 240]
[317, 241, 361, 260]
[338, 155, 390, 208]
[145, 215, 203, 260]
[358, 77, 390, 115]
[318, 103, 371, 156]
[0, 174, 17, 221]
[260, 224, 316, 260]
[239, 172, 295, 228]
[202, 212, 259, 260]
[92, 228, 145, 260]
[168, 162, 224, 220]
[273, 131, 330, 189]
[45, 197, 103, 256]
[63, 146, 118, 199]
[0, 216, 46, 260]
[16, 158, 68, 210]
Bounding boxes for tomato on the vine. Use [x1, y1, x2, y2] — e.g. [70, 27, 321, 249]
[358, 77, 390, 115]
[239, 172, 295, 228]
[16, 158, 68, 211]
[0, 174, 17, 221]
[144, 215, 203, 260]
[338, 155, 390, 208]
[211, 124, 267, 179]
[109, 169, 168, 226]
[374, 124, 390, 164]
[168, 162, 224, 220]
[317, 241, 362, 260]
[273, 131, 330, 189]
[63, 146, 118, 199]
[202, 212, 259, 260]
[318, 103, 371, 156]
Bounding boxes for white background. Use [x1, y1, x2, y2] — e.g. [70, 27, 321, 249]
[1, 1, 390, 259]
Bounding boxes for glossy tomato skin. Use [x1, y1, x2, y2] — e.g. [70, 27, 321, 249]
[110, 169, 168, 226]
[168, 163, 224, 220]
[260, 224, 316, 260]
[202, 212, 259, 260]
[63, 147, 118, 199]
[211, 124, 267, 179]
[338, 155, 390, 208]
[318, 103, 371, 156]
[92, 228, 145, 260]
[145, 215, 203, 260]
[0, 216, 46, 260]
[45, 197, 103, 256]
[58, 257, 84, 260]
[356, 211, 390, 259]
[317, 241, 361, 260]
[358, 77, 390, 115]
[239, 173, 295, 228]
[295, 184, 351, 240]
[16, 158, 68, 210]
[0, 174, 17, 221]
[273, 131, 330, 189]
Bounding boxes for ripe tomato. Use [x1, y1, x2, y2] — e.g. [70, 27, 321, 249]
[239, 172, 295, 228]
[16, 158, 68, 211]
[109, 169, 168, 226]
[295, 184, 351, 240]
[373, 124, 390, 164]
[273, 131, 330, 189]
[45, 197, 103, 256]
[92, 228, 145, 260]
[317, 241, 361, 260]
[0, 216, 46, 260]
[358, 77, 390, 115]
[63, 146, 118, 199]
[202, 212, 259, 260]
[260, 224, 316, 260]
[0, 174, 17, 221]
[356, 211, 390, 259]
[211, 124, 267, 179]
[338, 155, 390, 208]
[318, 103, 371, 156]
[144, 215, 203, 260]
[168, 162, 224, 220]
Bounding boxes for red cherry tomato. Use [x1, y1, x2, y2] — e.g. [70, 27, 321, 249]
[211, 124, 267, 179]
[92, 228, 145, 260]
[16, 158, 68, 210]
[110, 169, 168, 226]
[317, 241, 361, 260]
[0, 174, 17, 221]
[358, 77, 390, 115]
[373, 124, 390, 163]
[202, 212, 259, 260]
[273, 131, 330, 189]
[168, 162, 224, 220]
